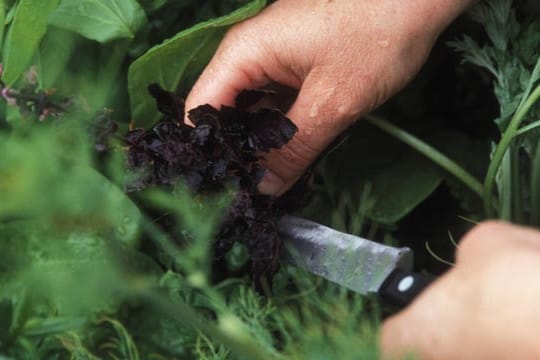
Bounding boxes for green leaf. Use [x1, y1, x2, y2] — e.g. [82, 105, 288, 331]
[310, 124, 444, 226]
[4, 0, 16, 25]
[128, 0, 266, 127]
[137, 0, 171, 14]
[36, 27, 77, 88]
[364, 156, 443, 225]
[2, 0, 60, 85]
[48, 0, 148, 43]
[0, 0, 6, 51]
[469, 0, 519, 52]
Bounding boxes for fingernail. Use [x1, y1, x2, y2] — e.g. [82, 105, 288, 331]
[258, 170, 285, 196]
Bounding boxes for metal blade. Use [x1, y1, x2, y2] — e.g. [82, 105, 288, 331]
[277, 215, 414, 295]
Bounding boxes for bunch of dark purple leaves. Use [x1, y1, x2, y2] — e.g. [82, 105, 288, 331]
[125, 84, 299, 288]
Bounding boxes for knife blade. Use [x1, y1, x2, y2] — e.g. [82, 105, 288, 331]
[277, 215, 435, 307]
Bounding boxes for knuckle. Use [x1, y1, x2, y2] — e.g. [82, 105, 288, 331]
[456, 221, 508, 262]
[278, 137, 317, 173]
[262, 134, 319, 183]
[219, 24, 260, 58]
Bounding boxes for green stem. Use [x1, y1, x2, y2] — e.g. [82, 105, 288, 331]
[515, 119, 540, 137]
[511, 146, 524, 223]
[483, 84, 540, 217]
[499, 150, 512, 221]
[365, 114, 483, 197]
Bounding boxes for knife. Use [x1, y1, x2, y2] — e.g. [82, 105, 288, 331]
[277, 215, 435, 308]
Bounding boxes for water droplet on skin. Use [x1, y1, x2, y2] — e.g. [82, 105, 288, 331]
[309, 103, 319, 118]
[377, 39, 390, 48]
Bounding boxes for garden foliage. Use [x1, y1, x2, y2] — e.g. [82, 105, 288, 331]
[0, 0, 539, 359]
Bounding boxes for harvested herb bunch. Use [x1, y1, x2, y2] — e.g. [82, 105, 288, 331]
[126, 84, 298, 287]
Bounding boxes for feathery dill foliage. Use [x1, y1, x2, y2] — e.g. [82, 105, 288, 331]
[0, 0, 381, 359]
[449, 0, 540, 222]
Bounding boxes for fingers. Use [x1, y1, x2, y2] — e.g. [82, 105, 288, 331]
[184, 26, 302, 124]
[456, 221, 540, 265]
[380, 222, 540, 360]
[379, 271, 468, 360]
[184, 49, 267, 125]
[185, 28, 357, 197]
[258, 71, 361, 196]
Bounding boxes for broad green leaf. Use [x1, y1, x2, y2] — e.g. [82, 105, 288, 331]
[364, 155, 443, 225]
[4, 0, 16, 25]
[36, 27, 77, 88]
[48, 0, 148, 43]
[0, 0, 6, 51]
[303, 124, 444, 226]
[128, 0, 266, 127]
[137, 0, 171, 14]
[2, 0, 60, 86]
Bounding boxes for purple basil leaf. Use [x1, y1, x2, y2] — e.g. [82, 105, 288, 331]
[188, 104, 220, 126]
[235, 89, 276, 110]
[126, 85, 307, 292]
[148, 83, 185, 120]
[246, 109, 298, 152]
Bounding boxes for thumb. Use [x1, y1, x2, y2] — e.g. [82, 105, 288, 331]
[184, 54, 267, 124]
[379, 270, 473, 360]
[184, 28, 301, 124]
[258, 72, 359, 196]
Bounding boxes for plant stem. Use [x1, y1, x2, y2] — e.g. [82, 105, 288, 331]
[515, 119, 540, 137]
[365, 114, 483, 197]
[483, 84, 540, 217]
[499, 150, 512, 221]
[511, 146, 524, 223]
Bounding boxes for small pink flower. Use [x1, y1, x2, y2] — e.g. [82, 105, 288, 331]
[39, 108, 51, 122]
[1, 87, 17, 106]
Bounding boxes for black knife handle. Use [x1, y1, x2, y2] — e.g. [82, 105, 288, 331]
[378, 269, 436, 308]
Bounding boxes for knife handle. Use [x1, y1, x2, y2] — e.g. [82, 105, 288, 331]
[378, 269, 436, 308]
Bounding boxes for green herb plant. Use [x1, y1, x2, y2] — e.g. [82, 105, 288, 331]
[347, 0, 540, 227]
[0, 0, 538, 358]
[0, 0, 382, 358]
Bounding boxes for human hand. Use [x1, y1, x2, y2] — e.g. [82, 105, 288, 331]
[380, 221, 540, 360]
[185, 0, 474, 196]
